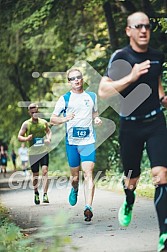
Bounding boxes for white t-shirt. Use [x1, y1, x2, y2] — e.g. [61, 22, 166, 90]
[18, 147, 28, 162]
[52, 91, 97, 145]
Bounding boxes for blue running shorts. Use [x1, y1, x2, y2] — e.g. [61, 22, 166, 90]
[66, 143, 96, 168]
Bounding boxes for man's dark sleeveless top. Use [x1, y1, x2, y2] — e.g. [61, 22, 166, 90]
[106, 45, 165, 117]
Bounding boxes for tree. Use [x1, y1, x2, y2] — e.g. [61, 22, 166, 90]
[0, 0, 166, 173]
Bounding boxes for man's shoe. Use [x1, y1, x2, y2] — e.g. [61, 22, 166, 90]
[84, 206, 93, 222]
[118, 201, 134, 227]
[43, 194, 49, 203]
[69, 188, 78, 206]
[158, 233, 167, 252]
[34, 193, 40, 205]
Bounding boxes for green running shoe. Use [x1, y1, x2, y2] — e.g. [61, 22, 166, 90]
[34, 193, 40, 205]
[158, 233, 167, 252]
[69, 188, 78, 206]
[43, 193, 49, 203]
[118, 201, 134, 227]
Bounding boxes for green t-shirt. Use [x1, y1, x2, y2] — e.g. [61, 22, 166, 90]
[26, 118, 48, 155]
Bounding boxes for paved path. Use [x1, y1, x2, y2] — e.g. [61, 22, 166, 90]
[0, 172, 158, 252]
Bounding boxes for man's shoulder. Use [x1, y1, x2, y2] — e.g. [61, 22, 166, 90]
[109, 46, 130, 63]
[63, 91, 71, 99]
[148, 46, 165, 59]
[85, 91, 96, 96]
[21, 119, 30, 127]
[84, 91, 96, 104]
[63, 91, 71, 95]
[38, 118, 48, 124]
[24, 118, 31, 124]
[85, 91, 97, 100]
[113, 46, 129, 54]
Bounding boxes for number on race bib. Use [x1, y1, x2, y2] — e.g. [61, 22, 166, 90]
[73, 127, 90, 138]
[33, 138, 44, 146]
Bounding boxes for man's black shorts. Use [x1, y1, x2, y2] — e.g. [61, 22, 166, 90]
[29, 152, 49, 173]
[119, 112, 167, 178]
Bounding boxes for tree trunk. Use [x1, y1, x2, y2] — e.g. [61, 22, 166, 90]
[142, 0, 155, 17]
[9, 64, 30, 101]
[103, 1, 119, 51]
[120, 0, 136, 13]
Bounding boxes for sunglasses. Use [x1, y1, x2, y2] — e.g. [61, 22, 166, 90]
[28, 106, 37, 110]
[68, 75, 82, 81]
[128, 24, 152, 30]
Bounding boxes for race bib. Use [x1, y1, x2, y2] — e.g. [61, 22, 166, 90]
[33, 138, 44, 147]
[72, 127, 90, 138]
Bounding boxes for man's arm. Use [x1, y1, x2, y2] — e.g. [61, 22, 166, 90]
[50, 96, 75, 125]
[50, 113, 75, 125]
[18, 122, 33, 142]
[92, 111, 99, 119]
[98, 60, 151, 98]
[44, 123, 52, 143]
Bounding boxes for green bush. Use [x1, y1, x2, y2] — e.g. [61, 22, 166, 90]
[0, 204, 77, 252]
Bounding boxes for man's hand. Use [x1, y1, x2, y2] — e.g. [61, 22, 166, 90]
[65, 113, 75, 122]
[26, 134, 33, 141]
[129, 60, 151, 83]
[44, 138, 51, 144]
[94, 117, 102, 126]
[161, 96, 167, 108]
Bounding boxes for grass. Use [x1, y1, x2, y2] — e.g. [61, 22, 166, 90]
[97, 169, 155, 199]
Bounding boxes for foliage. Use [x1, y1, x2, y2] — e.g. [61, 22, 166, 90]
[0, 203, 76, 252]
[0, 223, 27, 252]
[136, 169, 154, 198]
[97, 168, 154, 198]
[32, 212, 78, 252]
[0, 204, 8, 226]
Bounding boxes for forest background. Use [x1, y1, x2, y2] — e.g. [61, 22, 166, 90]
[0, 0, 167, 178]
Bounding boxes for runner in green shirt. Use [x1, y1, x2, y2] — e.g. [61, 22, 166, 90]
[18, 103, 52, 205]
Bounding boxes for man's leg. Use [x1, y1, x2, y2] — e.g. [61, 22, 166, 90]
[69, 166, 80, 206]
[24, 161, 29, 175]
[14, 161, 17, 171]
[118, 176, 139, 226]
[79, 143, 96, 221]
[12, 160, 16, 171]
[32, 171, 40, 205]
[40, 153, 49, 203]
[41, 165, 49, 203]
[123, 177, 139, 204]
[152, 166, 167, 252]
[70, 166, 80, 190]
[22, 161, 28, 176]
[30, 155, 40, 205]
[82, 161, 95, 221]
[42, 165, 48, 194]
[146, 122, 167, 251]
[33, 172, 39, 193]
[82, 161, 95, 207]
[66, 144, 80, 206]
[118, 123, 144, 226]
